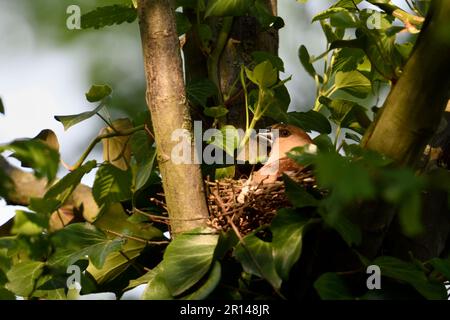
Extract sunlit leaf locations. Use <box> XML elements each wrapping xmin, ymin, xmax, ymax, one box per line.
<box><xmin>93</xmin><ymin>164</ymin><xmax>132</xmax><ymax>206</ymax></box>
<box><xmin>162</xmin><ymin>227</ymin><xmax>219</xmax><ymax>296</ymax></box>
<box><xmin>6</xmin><ymin>261</ymin><xmax>44</xmax><ymax>297</ymax></box>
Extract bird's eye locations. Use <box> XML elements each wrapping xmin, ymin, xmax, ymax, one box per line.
<box><xmin>279</xmin><ymin>129</ymin><xmax>291</xmax><ymax>137</ymax></box>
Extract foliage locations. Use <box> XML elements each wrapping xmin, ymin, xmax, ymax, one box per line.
<box><xmin>0</xmin><ymin>0</ymin><xmax>449</xmax><ymax>301</ymax></box>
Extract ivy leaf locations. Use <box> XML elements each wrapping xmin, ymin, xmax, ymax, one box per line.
<box><xmin>183</xmin><ymin>261</ymin><xmax>222</xmax><ymax>300</ymax></box>
<box><xmin>50</xmin><ymin>223</ymin><xmax>124</xmax><ymax>269</ymax></box>
<box><xmin>175</xmin><ymin>12</ymin><xmax>192</xmax><ymax>36</ymax></box>
<box><xmin>312</xmin><ymin>7</ymin><xmax>349</xmax><ymax>22</ymax></box>
<box><xmin>0</xmin><ymin>287</ymin><xmax>15</xmax><ymax>300</ymax></box>
<box><xmin>298</xmin><ymin>45</ymin><xmax>316</xmax><ymax>78</ymax></box>
<box><xmin>252</xmin><ymin>51</ymin><xmax>284</xmax><ymax>72</ymax></box>
<box><xmin>0</xmin><ymin>97</ymin><xmax>4</xmax><ymax>115</ymax></box>
<box><xmin>374</xmin><ymin>256</ymin><xmax>447</xmax><ymax>300</ymax></box>
<box><xmin>245</xmin><ymin>61</ymin><xmax>278</xmax><ymax>88</ymax></box>
<box><xmin>205</xmin><ymin>0</ymin><xmax>252</xmax><ymax>17</ymax></box>
<box><xmin>87</xmin><ymin>239</ymin><xmax>146</xmax><ymax>285</ymax></box>
<box><xmin>204</xmin><ymin>106</ymin><xmax>229</xmax><ymax>118</ymax></box>
<box><xmin>283</xmin><ymin>176</ymin><xmax>319</xmax><ymax>208</ymax></box>
<box><xmin>81</xmin><ymin>5</ymin><xmax>137</xmax><ymax>29</ymax></box>
<box><xmin>45</xmin><ymin>160</ymin><xmax>97</xmax><ymax>203</ymax></box>
<box><xmin>208</xmin><ymin>125</ymin><xmax>240</xmax><ymax>157</ymax></box>
<box><xmin>142</xmin><ymin>264</ymin><xmax>173</xmax><ymax>300</ymax></box>
<box><xmin>314</xmin><ymin>273</ymin><xmax>353</xmax><ymax>300</ymax></box>
<box><xmin>334</xmin><ymin>71</ymin><xmax>371</xmax><ymax>98</ymax></box>
<box><xmin>6</xmin><ymin>261</ymin><xmax>45</xmax><ymax>297</ymax></box>
<box><xmin>186</xmin><ymin>79</ymin><xmax>218</xmax><ymax>107</ymax></box>
<box><xmin>271</xmin><ymin>209</ymin><xmax>310</xmax><ymax>280</ymax></box>
<box><xmin>11</xmin><ymin>210</ymin><xmax>47</xmax><ymax>236</ymax></box>
<box><xmin>55</xmin><ymin>104</ymin><xmax>106</xmax><ymax>131</ymax></box>
<box><xmin>130</xmin><ymin>132</ymin><xmax>156</xmax><ymax>192</ymax></box>
<box><xmin>234</xmin><ymin>231</ymin><xmax>282</xmax><ymax>289</ymax></box>
<box><xmin>85</xmin><ymin>84</ymin><xmax>113</xmax><ymax>103</ymax></box>
<box><xmin>319</xmin><ymin>97</ymin><xmax>371</xmax><ymax>133</ymax></box>
<box><xmin>0</xmin><ymin>139</ymin><xmax>60</xmax><ymax>182</ymax></box>
<box><xmin>287</xmin><ymin>110</ymin><xmax>332</xmax><ymax>134</ymax></box>
<box><xmin>93</xmin><ymin>164</ymin><xmax>133</xmax><ymax>206</ymax></box>
<box><xmin>162</xmin><ymin>227</ymin><xmax>219</xmax><ymax>296</ymax></box>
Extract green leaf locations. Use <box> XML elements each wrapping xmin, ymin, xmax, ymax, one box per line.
<box><xmin>0</xmin><ymin>97</ymin><xmax>4</xmax><ymax>115</ymax></box>
<box><xmin>175</xmin><ymin>12</ymin><xmax>192</xmax><ymax>36</ymax></box>
<box><xmin>186</xmin><ymin>79</ymin><xmax>218</xmax><ymax>107</ymax></box>
<box><xmin>93</xmin><ymin>164</ymin><xmax>133</xmax><ymax>206</ymax></box>
<box><xmin>312</xmin><ymin>7</ymin><xmax>349</xmax><ymax>22</ymax></box>
<box><xmin>319</xmin><ymin>97</ymin><xmax>370</xmax><ymax>132</ymax></box>
<box><xmin>250</xmin><ymin>0</ymin><xmax>284</xmax><ymax>30</ymax></box>
<box><xmin>374</xmin><ymin>256</ymin><xmax>447</xmax><ymax>300</ymax></box>
<box><xmin>45</xmin><ymin>160</ymin><xmax>97</xmax><ymax>203</ymax></box>
<box><xmin>6</xmin><ymin>261</ymin><xmax>45</xmax><ymax>297</ymax></box>
<box><xmin>29</xmin><ymin>197</ymin><xmax>60</xmax><ymax>216</ymax></box>
<box><xmin>245</xmin><ymin>61</ymin><xmax>278</xmax><ymax>88</ymax></box>
<box><xmin>130</xmin><ymin>132</ymin><xmax>156</xmax><ymax>192</ymax></box>
<box><xmin>87</xmin><ymin>239</ymin><xmax>146</xmax><ymax>284</ymax></box>
<box><xmin>0</xmin><ymin>287</ymin><xmax>15</xmax><ymax>300</ymax></box>
<box><xmin>208</xmin><ymin>125</ymin><xmax>240</xmax><ymax>157</ymax></box>
<box><xmin>252</xmin><ymin>51</ymin><xmax>284</xmax><ymax>72</ymax></box>
<box><xmin>205</xmin><ymin>0</ymin><xmax>251</xmax><ymax>17</ymax></box>
<box><xmin>271</xmin><ymin>209</ymin><xmax>309</xmax><ymax>280</ymax></box>
<box><xmin>287</xmin><ymin>110</ymin><xmax>332</xmax><ymax>134</ymax></box>
<box><xmin>183</xmin><ymin>261</ymin><xmax>222</xmax><ymax>300</ymax></box>
<box><xmin>298</xmin><ymin>45</ymin><xmax>316</xmax><ymax>78</ymax></box>
<box><xmin>81</xmin><ymin>5</ymin><xmax>137</xmax><ymax>29</ymax></box>
<box><xmin>85</xmin><ymin>84</ymin><xmax>113</xmax><ymax>103</ymax></box>
<box><xmin>315</xmin><ymin>152</ymin><xmax>375</xmax><ymax>203</ymax></box>
<box><xmin>334</xmin><ymin>71</ymin><xmax>371</xmax><ymax>98</ymax></box>
<box><xmin>234</xmin><ymin>232</ymin><xmax>282</xmax><ymax>289</ymax></box>
<box><xmin>142</xmin><ymin>264</ymin><xmax>173</xmax><ymax>300</ymax></box>
<box><xmin>283</xmin><ymin>176</ymin><xmax>319</xmax><ymax>208</ymax></box>
<box><xmin>429</xmin><ymin>258</ymin><xmax>450</xmax><ymax>281</ymax></box>
<box><xmin>381</xmin><ymin>169</ymin><xmax>424</xmax><ymax>236</ymax></box>
<box><xmin>50</xmin><ymin>223</ymin><xmax>124</xmax><ymax>269</ymax></box>
<box><xmin>197</xmin><ymin>23</ymin><xmax>213</xmax><ymax>48</ymax></box>
<box><xmin>55</xmin><ymin>103</ymin><xmax>105</xmax><ymax>131</ymax></box>
<box><xmin>314</xmin><ymin>273</ymin><xmax>353</xmax><ymax>300</ymax></box>
<box><xmin>332</xmin><ymin>48</ymin><xmax>365</xmax><ymax>73</ymax></box>
<box><xmin>204</xmin><ymin>105</ymin><xmax>229</xmax><ymax>118</ymax></box>
<box><xmin>0</xmin><ymin>139</ymin><xmax>60</xmax><ymax>181</ymax></box>
<box><xmin>12</xmin><ymin>210</ymin><xmax>47</xmax><ymax>236</ymax></box>
<box><xmin>162</xmin><ymin>227</ymin><xmax>219</xmax><ymax>296</ymax></box>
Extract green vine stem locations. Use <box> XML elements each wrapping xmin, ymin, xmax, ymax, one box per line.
<box><xmin>69</xmin><ymin>125</ymin><xmax>145</xmax><ymax>171</ymax></box>
<box><xmin>207</xmin><ymin>17</ymin><xmax>234</xmax><ymax>104</ymax></box>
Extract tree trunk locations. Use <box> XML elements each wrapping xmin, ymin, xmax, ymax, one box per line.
<box><xmin>362</xmin><ymin>0</ymin><xmax>450</xmax><ymax>167</ymax></box>
<box><xmin>355</xmin><ymin>0</ymin><xmax>450</xmax><ymax>258</ymax></box>
<box><xmin>137</xmin><ymin>0</ymin><xmax>209</xmax><ymax>235</ymax></box>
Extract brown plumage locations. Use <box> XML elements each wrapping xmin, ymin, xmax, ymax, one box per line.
<box><xmin>238</xmin><ymin>124</ymin><xmax>314</xmax><ymax>203</ymax></box>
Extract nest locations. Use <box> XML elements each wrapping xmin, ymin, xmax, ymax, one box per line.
<box><xmin>206</xmin><ymin>169</ymin><xmax>317</xmax><ymax>235</ymax></box>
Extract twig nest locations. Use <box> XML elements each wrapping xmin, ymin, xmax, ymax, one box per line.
<box><xmin>206</xmin><ymin>169</ymin><xmax>316</xmax><ymax>235</ymax></box>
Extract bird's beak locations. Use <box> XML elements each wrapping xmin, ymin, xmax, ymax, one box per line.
<box><xmin>257</xmin><ymin>131</ymin><xmax>274</xmax><ymax>146</ymax></box>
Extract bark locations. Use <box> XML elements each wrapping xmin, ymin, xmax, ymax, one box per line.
<box><xmin>355</xmin><ymin>0</ymin><xmax>450</xmax><ymax>258</ymax></box>
<box><xmin>137</xmin><ymin>0</ymin><xmax>209</xmax><ymax>235</ymax></box>
<box><xmin>362</xmin><ymin>0</ymin><xmax>450</xmax><ymax>167</ymax></box>
<box><xmin>220</xmin><ymin>0</ymin><xmax>279</xmax><ymax>129</ymax></box>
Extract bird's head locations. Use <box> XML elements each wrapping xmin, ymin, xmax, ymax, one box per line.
<box><xmin>258</xmin><ymin>124</ymin><xmax>314</xmax><ymax>161</ymax></box>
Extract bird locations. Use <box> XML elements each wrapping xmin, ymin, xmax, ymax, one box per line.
<box><xmin>237</xmin><ymin>124</ymin><xmax>316</xmax><ymax>203</ymax></box>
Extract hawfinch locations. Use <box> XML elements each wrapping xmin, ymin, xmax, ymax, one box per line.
<box><xmin>237</xmin><ymin>124</ymin><xmax>315</xmax><ymax>203</ymax></box>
